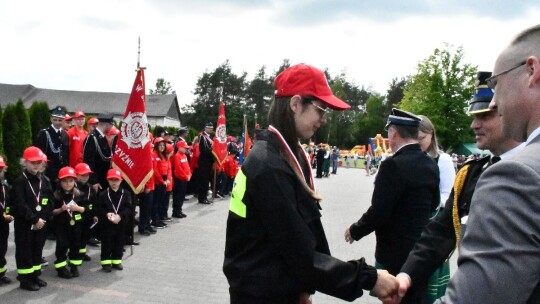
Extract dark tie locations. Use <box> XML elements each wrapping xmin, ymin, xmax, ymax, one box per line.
<box><xmin>490</xmin><ymin>156</ymin><xmax>501</xmax><ymax>165</ymax></box>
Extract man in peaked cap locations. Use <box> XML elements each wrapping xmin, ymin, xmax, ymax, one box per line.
<box><xmin>345</xmin><ymin>107</ymin><xmax>440</xmax><ymax>303</ymax></box>
<box><xmin>196</xmin><ymin>122</ymin><xmax>214</xmax><ymax>204</ymax></box>
<box><xmin>35</xmin><ymin>106</ymin><xmax>70</xmax><ymax>187</ymax></box>
<box><xmin>392</xmin><ymin>72</ymin><xmax>524</xmax><ymax>303</ymax></box>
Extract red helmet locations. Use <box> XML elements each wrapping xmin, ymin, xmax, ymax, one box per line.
<box><xmin>176</xmin><ymin>140</ymin><xmax>188</xmax><ymax>149</ymax></box>
<box><xmin>166</xmin><ymin>143</ymin><xmax>174</xmax><ymax>153</ymax></box>
<box><xmin>87</xmin><ymin>117</ymin><xmax>99</xmax><ymax>125</ymax></box>
<box><xmin>154</xmin><ymin>137</ymin><xmax>165</xmax><ymax>145</ymax></box>
<box><xmin>107</xmin><ymin>169</ymin><xmax>123</xmax><ymax>180</ymax></box>
<box><xmin>0</xmin><ymin>156</ymin><xmax>6</xmax><ymax>167</ymax></box>
<box><xmin>108</xmin><ymin>126</ymin><xmax>119</xmax><ymax>136</ymax></box>
<box><xmin>64</xmin><ymin>114</ymin><xmax>72</xmax><ymax>122</ymax></box>
<box><xmin>75</xmin><ymin>163</ymin><xmax>93</xmax><ymax>175</ymax></box>
<box><xmin>73</xmin><ymin>111</ymin><xmax>85</xmax><ymax>118</ymax></box>
<box><xmin>23</xmin><ymin>146</ymin><xmax>46</xmax><ymax>162</ymax></box>
<box><xmin>58</xmin><ymin>166</ymin><xmax>76</xmax><ymax>180</ymax></box>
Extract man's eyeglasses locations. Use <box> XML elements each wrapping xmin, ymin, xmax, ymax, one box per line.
<box><xmin>310</xmin><ymin>102</ymin><xmax>329</xmax><ymax>116</ymax></box>
<box><xmin>486</xmin><ymin>60</ymin><xmax>526</xmax><ymax>92</ymax></box>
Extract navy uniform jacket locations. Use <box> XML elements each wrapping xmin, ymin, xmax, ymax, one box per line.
<box><xmin>349</xmin><ymin>143</ymin><xmax>440</xmax><ymax>275</ymax></box>
<box><xmin>224</xmin><ymin>130</ymin><xmax>377</xmax><ymax>302</ymax></box>
<box><xmin>36</xmin><ymin>126</ymin><xmax>69</xmax><ymax>182</ymax></box>
<box><xmin>198</xmin><ymin>132</ymin><xmax>214</xmax><ymax>167</ymax></box>
<box><xmin>83</xmin><ymin>129</ymin><xmax>112</xmax><ymax>189</ymax></box>
<box><xmin>400</xmin><ymin>156</ymin><xmax>489</xmax><ymax>287</ymax></box>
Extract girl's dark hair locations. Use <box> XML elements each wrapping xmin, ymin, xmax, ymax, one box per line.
<box><xmin>154</xmin><ymin>142</ymin><xmax>168</xmax><ymax>160</ymax></box>
<box><xmin>268</xmin><ymin>96</ymin><xmax>312</xmax><ymax>150</ymax></box>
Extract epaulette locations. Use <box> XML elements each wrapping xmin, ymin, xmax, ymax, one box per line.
<box><xmin>462</xmin><ymin>155</ymin><xmax>489</xmax><ymax>166</ymax></box>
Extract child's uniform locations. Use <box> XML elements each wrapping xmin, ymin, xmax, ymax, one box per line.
<box><xmin>76</xmin><ymin>181</ymin><xmax>97</xmax><ymax>259</ymax></box>
<box><xmin>171</xmin><ymin>150</ymin><xmax>191</xmax><ymax>217</ymax></box>
<box><xmin>11</xmin><ymin>169</ymin><xmax>52</xmax><ymax>287</ymax></box>
<box><xmin>52</xmin><ymin>189</ymin><xmax>85</xmax><ymax>275</ymax></box>
<box><xmin>0</xmin><ymin>180</ymin><xmax>11</xmax><ymax>282</ymax></box>
<box><xmin>98</xmin><ymin>187</ymin><xmax>132</xmax><ymax>268</ymax></box>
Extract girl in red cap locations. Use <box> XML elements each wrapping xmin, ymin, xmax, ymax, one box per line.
<box><xmin>12</xmin><ymin>146</ymin><xmax>51</xmax><ymax>291</ymax></box>
<box><xmin>151</xmin><ymin>137</ymin><xmax>172</xmax><ymax>228</ymax></box>
<box><xmin>51</xmin><ymin>166</ymin><xmax>86</xmax><ymax>279</ymax></box>
<box><xmin>97</xmin><ymin>169</ymin><xmax>132</xmax><ymax>272</ymax></box>
<box><xmin>171</xmin><ymin>141</ymin><xmax>191</xmax><ymax>218</ymax></box>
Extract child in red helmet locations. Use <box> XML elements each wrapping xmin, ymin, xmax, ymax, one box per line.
<box><xmin>12</xmin><ymin>146</ymin><xmax>51</xmax><ymax>291</ymax></box>
<box><xmin>74</xmin><ymin>163</ymin><xmax>98</xmax><ymax>261</ymax></box>
<box><xmin>98</xmin><ymin>169</ymin><xmax>132</xmax><ymax>272</ymax></box>
<box><xmin>51</xmin><ymin>166</ymin><xmax>86</xmax><ymax>279</ymax></box>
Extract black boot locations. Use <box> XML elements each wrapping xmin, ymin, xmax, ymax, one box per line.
<box><xmin>33</xmin><ymin>276</ymin><xmax>47</xmax><ymax>287</ymax></box>
<box><xmin>57</xmin><ymin>267</ymin><xmax>73</xmax><ymax>279</ymax></box>
<box><xmin>70</xmin><ymin>265</ymin><xmax>80</xmax><ymax>278</ymax></box>
<box><xmin>20</xmin><ymin>281</ymin><xmax>40</xmax><ymax>291</ymax></box>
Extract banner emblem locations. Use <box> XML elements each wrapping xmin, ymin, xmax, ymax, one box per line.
<box><xmin>121</xmin><ymin>112</ymin><xmax>150</xmax><ymax>149</ymax></box>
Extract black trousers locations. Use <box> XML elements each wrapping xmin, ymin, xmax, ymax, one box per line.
<box><xmin>101</xmin><ymin>223</ymin><xmax>125</xmax><ymax>265</ymax></box>
<box><xmin>197</xmin><ymin>162</ymin><xmax>213</xmax><ymax>202</ymax></box>
<box><xmin>54</xmin><ymin>221</ymin><xmax>82</xmax><ymax>268</ymax></box>
<box><xmin>172</xmin><ymin>178</ymin><xmax>187</xmax><ymax>214</ymax></box>
<box><xmin>0</xmin><ymin>221</ymin><xmax>8</xmax><ymax>276</ymax></box>
<box><xmin>14</xmin><ymin>219</ymin><xmax>47</xmax><ymax>282</ymax></box>
<box><xmin>137</xmin><ymin>192</ymin><xmax>152</xmax><ymax>231</ymax></box>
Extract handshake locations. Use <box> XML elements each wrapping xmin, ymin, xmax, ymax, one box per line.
<box><xmin>373</xmin><ymin>270</ymin><xmax>411</xmax><ymax>304</ymax></box>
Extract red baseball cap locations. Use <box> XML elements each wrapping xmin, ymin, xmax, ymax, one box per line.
<box><xmin>58</xmin><ymin>166</ymin><xmax>76</xmax><ymax>180</ymax></box>
<box><xmin>23</xmin><ymin>146</ymin><xmax>46</xmax><ymax>162</ymax></box>
<box><xmin>73</xmin><ymin>111</ymin><xmax>85</xmax><ymax>118</ymax></box>
<box><xmin>108</xmin><ymin>126</ymin><xmax>119</xmax><ymax>136</ymax></box>
<box><xmin>107</xmin><ymin>169</ymin><xmax>123</xmax><ymax>180</ymax></box>
<box><xmin>64</xmin><ymin>114</ymin><xmax>72</xmax><ymax>122</ymax></box>
<box><xmin>176</xmin><ymin>140</ymin><xmax>189</xmax><ymax>149</ymax></box>
<box><xmin>274</xmin><ymin>63</ymin><xmax>350</xmax><ymax>110</ymax></box>
<box><xmin>74</xmin><ymin>163</ymin><xmax>93</xmax><ymax>175</ymax></box>
<box><xmin>87</xmin><ymin>117</ymin><xmax>99</xmax><ymax>125</ymax></box>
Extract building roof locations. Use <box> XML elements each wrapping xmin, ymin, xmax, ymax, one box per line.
<box><xmin>0</xmin><ymin>83</ymin><xmax>180</xmax><ymax>121</ymax></box>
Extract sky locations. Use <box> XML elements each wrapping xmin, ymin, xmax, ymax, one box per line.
<box><xmin>1</xmin><ymin>0</ymin><xmax>540</xmax><ymax>109</ymax></box>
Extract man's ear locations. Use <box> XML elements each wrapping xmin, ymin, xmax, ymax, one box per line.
<box><xmin>527</xmin><ymin>56</ymin><xmax>540</xmax><ymax>88</ymax></box>
<box><xmin>289</xmin><ymin>95</ymin><xmax>302</xmax><ymax>113</ymax></box>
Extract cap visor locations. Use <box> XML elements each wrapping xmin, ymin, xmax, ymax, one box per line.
<box><xmin>316</xmin><ymin>95</ymin><xmax>351</xmax><ymax>110</ymax></box>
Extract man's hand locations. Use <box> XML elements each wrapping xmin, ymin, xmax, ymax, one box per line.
<box><xmin>372</xmin><ymin>270</ymin><xmax>399</xmax><ymax>302</ymax></box>
<box><xmin>396</xmin><ymin>273</ymin><xmax>411</xmax><ymax>298</ymax></box>
<box><xmin>344</xmin><ymin>228</ymin><xmax>354</xmax><ymax>244</ymax></box>
<box><xmin>92</xmin><ymin>183</ymin><xmax>101</xmax><ymax>192</ymax></box>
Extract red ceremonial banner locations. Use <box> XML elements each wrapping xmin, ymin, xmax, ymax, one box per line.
<box><xmin>212</xmin><ymin>102</ymin><xmax>228</xmax><ymax>165</ymax></box>
<box><xmin>112</xmin><ymin>68</ymin><xmax>153</xmax><ymax>194</ymax></box>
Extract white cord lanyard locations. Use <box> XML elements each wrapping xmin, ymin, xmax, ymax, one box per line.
<box><xmin>23</xmin><ymin>172</ymin><xmax>42</xmax><ymax>206</ymax></box>
<box><xmin>268</xmin><ymin>125</ymin><xmax>315</xmax><ymax>191</ymax></box>
<box><xmin>107</xmin><ymin>188</ymin><xmax>124</xmax><ymax>214</ymax></box>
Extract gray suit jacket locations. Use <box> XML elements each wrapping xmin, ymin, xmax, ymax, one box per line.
<box><xmin>436</xmin><ymin>135</ymin><xmax>540</xmax><ymax>303</ymax></box>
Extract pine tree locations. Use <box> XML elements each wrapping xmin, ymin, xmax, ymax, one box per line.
<box><xmin>3</xmin><ymin>99</ymin><xmax>32</xmax><ymax>181</ymax></box>
<box><xmin>28</xmin><ymin>101</ymin><xmax>51</xmax><ymax>143</ymax></box>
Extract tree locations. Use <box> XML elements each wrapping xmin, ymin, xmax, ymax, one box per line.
<box><xmin>28</xmin><ymin>101</ymin><xmax>51</xmax><ymax>143</ymax></box>
<box><xmin>244</xmin><ymin>66</ymin><xmax>274</xmax><ymax>129</ymax></box>
<box><xmin>182</xmin><ymin>60</ymin><xmax>247</xmax><ymax>136</ymax></box>
<box><xmin>399</xmin><ymin>44</ymin><xmax>477</xmax><ymax>150</ymax></box>
<box><xmin>386</xmin><ymin>77</ymin><xmax>407</xmax><ymax>113</ymax></box>
<box><xmin>3</xmin><ymin>99</ymin><xmax>32</xmax><ymax>181</ymax></box>
<box><xmin>149</xmin><ymin>78</ymin><xmax>176</xmax><ymax>95</ymax></box>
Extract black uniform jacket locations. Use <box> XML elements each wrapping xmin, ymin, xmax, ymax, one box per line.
<box><xmin>76</xmin><ymin>181</ymin><xmax>98</xmax><ymax>219</ymax></box>
<box><xmin>52</xmin><ymin>190</ymin><xmax>85</xmax><ymax>226</ymax></box>
<box><xmin>224</xmin><ymin>130</ymin><xmax>377</xmax><ymax>301</ymax></box>
<box><xmin>198</xmin><ymin>132</ymin><xmax>214</xmax><ymax>166</ymax></box>
<box><xmin>400</xmin><ymin>156</ymin><xmax>490</xmax><ymax>286</ymax></box>
<box><xmin>349</xmin><ymin>143</ymin><xmax>440</xmax><ymax>275</ymax></box>
<box><xmin>83</xmin><ymin>129</ymin><xmax>112</xmax><ymax>189</ymax></box>
<box><xmin>11</xmin><ymin>170</ymin><xmax>53</xmax><ymax>225</ymax></box>
<box><xmin>36</xmin><ymin>125</ymin><xmax>69</xmax><ymax>181</ymax></box>
<box><xmin>97</xmin><ymin>187</ymin><xmax>132</xmax><ymax>228</ymax></box>
<box><xmin>0</xmin><ymin>182</ymin><xmax>10</xmax><ymax>224</ymax></box>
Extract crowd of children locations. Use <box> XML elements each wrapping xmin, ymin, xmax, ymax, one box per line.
<box><xmin>0</xmin><ymin>126</ymin><xmax>241</xmax><ymax>291</ymax></box>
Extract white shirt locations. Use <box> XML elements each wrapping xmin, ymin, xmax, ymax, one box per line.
<box><xmin>437</xmin><ymin>152</ymin><xmax>456</xmax><ymax>208</ymax></box>
<box><xmin>525</xmin><ymin>126</ymin><xmax>540</xmax><ymax>145</ymax></box>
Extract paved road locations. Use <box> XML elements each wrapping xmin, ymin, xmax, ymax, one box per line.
<box><xmin>0</xmin><ymin>167</ymin><xmax>456</xmax><ymax>303</ymax></box>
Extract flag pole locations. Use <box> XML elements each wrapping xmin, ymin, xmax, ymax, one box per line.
<box><xmin>131</xmin><ymin>36</ymin><xmax>141</xmax><ymax>256</ymax></box>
